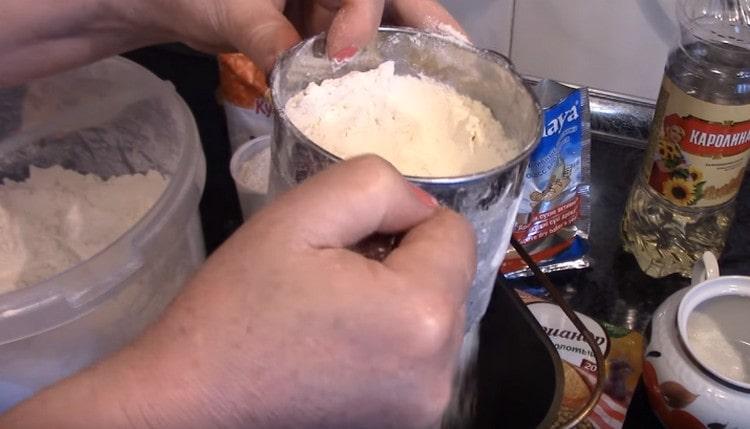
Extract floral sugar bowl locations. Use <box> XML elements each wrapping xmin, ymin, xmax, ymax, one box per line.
<box><xmin>644</xmin><ymin>252</ymin><xmax>750</xmax><ymax>429</ymax></box>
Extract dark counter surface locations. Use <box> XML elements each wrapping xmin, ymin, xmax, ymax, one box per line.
<box><xmin>124</xmin><ymin>45</ymin><xmax>750</xmax><ymax>429</ymax></box>
<box><xmin>509</xmin><ymin>87</ymin><xmax>750</xmax><ymax>428</ymax></box>
<box><xmin>509</xmin><ymin>141</ymin><xmax>750</xmax><ymax>333</ymax></box>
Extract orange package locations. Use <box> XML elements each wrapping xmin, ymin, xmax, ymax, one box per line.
<box><xmin>217</xmin><ymin>53</ymin><xmax>274</xmax><ymax>152</ymax></box>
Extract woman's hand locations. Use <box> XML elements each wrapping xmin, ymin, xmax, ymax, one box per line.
<box><xmin>1</xmin><ymin>156</ymin><xmax>476</xmax><ymax>428</ymax></box>
<box><xmin>1</xmin><ymin>0</ymin><xmax>464</xmax><ymax>86</ymax></box>
<box><xmin>131</xmin><ymin>0</ymin><xmax>465</xmax><ymax>71</ymax></box>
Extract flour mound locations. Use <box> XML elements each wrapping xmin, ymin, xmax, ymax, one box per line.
<box><xmin>285</xmin><ymin>61</ymin><xmax>513</xmax><ymax>177</ymax></box>
<box><xmin>0</xmin><ymin>166</ymin><xmax>167</xmax><ymax>293</ymax></box>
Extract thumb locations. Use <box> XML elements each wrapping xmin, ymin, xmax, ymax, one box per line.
<box><xmin>226</xmin><ymin>3</ymin><xmax>301</xmax><ymax>73</ymax></box>
<box><xmin>254</xmin><ymin>155</ymin><xmax>440</xmax><ymax>249</ymax></box>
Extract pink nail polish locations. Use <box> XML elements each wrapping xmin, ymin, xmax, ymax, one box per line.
<box><xmin>332</xmin><ymin>46</ymin><xmax>358</xmax><ymax>62</ymax></box>
<box><xmin>409</xmin><ymin>184</ymin><xmax>439</xmax><ymax>208</ymax></box>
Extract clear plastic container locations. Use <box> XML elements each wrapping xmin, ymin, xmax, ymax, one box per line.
<box><xmin>0</xmin><ymin>57</ymin><xmax>206</xmax><ymax>410</ymax></box>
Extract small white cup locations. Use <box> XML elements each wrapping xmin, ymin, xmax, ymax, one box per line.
<box><xmin>230</xmin><ymin>136</ymin><xmax>271</xmax><ymax>220</ymax></box>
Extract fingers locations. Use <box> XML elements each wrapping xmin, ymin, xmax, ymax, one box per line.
<box><xmin>322</xmin><ymin>0</ymin><xmax>385</xmax><ymax>60</ymax></box>
<box><xmin>389</xmin><ymin>0</ymin><xmax>467</xmax><ymax>38</ymax></box>
<box><xmin>286</xmin><ymin>2</ymin><xmax>337</xmax><ymax>38</ymax></box>
<box><xmin>384</xmin><ymin>208</ymin><xmax>476</xmax><ymax>306</ymax></box>
<box><xmin>255</xmin><ymin>155</ymin><xmax>439</xmax><ymax>249</ymax></box>
<box><xmin>321</xmin><ymin>0</ymin><xmax>467</xmax><ymax>61</ymax></box>
<box><xmin>225</xmin><ymin>3</ymin><xmax>301</xmax><ymax>73</ymax></box>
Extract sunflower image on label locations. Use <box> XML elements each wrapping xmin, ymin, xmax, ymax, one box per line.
<box><xmin>645</xmin><ymin>77</ymin><xmax>750</xmax><ymax>208</ymax></box>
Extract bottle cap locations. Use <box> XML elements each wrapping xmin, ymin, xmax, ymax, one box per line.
<box><xmin>678</xmin><ymin>0</ymin><xmax>750</xmax><ymax>48</ymax></box>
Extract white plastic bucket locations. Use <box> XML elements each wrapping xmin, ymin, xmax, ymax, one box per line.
<box><xmin>0</xmin><ymin>57</ymin><xmax>206</xmax><ymax>410</ymax></box>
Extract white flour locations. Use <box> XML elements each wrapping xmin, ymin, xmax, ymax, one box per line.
<box><xmin>434</xmin><ymin>23</ymin><xmax>472</xmax><ymax>45</ymax></box>
<box><xmin>285</xmin><ymin>61</ymin><xmax>513</xmax><ymax>177</ymax></box>
<box><xmin>0</xmin><ymin>166</ymin><xmax>167</xmax><ymax>293</ymax></box>
<box><xmin>687</xmin><ymin>295</ymin><xmax>750</xmax><ymax>383</ymax></box>
<box><xmin>237</xmin><ymin>145</ymin><xmax>270</xmax><ymax>194</ymax></box>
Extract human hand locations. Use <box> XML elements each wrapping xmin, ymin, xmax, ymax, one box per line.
<box><xmin>1</xmin><ymin>0</ymin><xmax>464</xmax><ymax>87</ymax></box>
<box><xmin>1</xmin><ymin>156</ymin><xmax>476</xmax><ymax>429</ymax></box>
<box><xmin>125</xmin><ymin>0</ymin><xmax>466</xmax><ymax>72</ymax></box>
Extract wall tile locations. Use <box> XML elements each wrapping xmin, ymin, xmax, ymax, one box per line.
<box><xmin>511</xmin><ymin>0</ymin><xmax>678</xmax><ymax>100</ymax></box>
<box><xmin>440</xmin><ymin>0</ymin><xmax>515</xmax><ymax>56</ymax></box>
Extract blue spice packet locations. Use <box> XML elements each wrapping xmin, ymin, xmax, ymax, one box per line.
<box><xmin>502</xmin><ymin>80</ymin><xmax>592</xmax><ymax>277</ymax></box>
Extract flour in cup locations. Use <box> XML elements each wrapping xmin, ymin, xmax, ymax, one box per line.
<box><xmin>285</xmin><ymin>61</ymin><xmax>512</xmax><ymax>177</ymax></box>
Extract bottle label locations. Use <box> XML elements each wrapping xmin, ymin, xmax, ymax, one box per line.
<box><xmin>644</xmin><ymin>77</ymin><xmax>750</xmax><ymax>208</ymax></box>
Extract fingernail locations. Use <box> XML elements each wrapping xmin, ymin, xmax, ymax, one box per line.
<box><xmin>409</xmin><ymin>184</ymin><xmax>439</xmax><ymax>208</ymax></box>
<box><xmin>332</xmin><ymin>46</ymin><xmax>358</xmax><ymax>62</ymax></box>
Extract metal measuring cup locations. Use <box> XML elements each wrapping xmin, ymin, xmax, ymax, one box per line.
<box><xmin>269</xmin><ymin>28</ymin><xmax>541</xmax><ymax>333</ymax></box>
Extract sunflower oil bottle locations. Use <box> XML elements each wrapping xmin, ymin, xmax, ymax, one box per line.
<box><xmin>621</xmin><ymin>0</ymin><xmax>750</xmax><ymax>277</ymax></box>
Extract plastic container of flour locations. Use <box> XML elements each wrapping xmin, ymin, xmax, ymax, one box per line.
<box><xmin>230</xmin><ymin>135</ymin><xmax>271</xmax><ymax>220</ymax></box>
<box><xmin>0</xmin><ymin>57</ymin><xmax>206</xmax><ymax>411</ymax></box>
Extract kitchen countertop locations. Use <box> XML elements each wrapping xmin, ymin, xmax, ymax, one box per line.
<box><xmin>508</xmin><ymin>138</ymin><xmax>750</xmax><ymax>428</ymax></box>
<box><xmin>509</xmin><ymin>141</ymin><xmax>750</xmax><ymax>334</ymax></box>
<box><xmin>123</xmin><ymin>45</ymin><xmax>750</xmax><ymax>428</ymax></box>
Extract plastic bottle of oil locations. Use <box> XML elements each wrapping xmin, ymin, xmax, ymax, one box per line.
<box><xmin>622</xmin><ymin>0</ymin><xmax>750</xmax><ymax>277</ymax></box>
